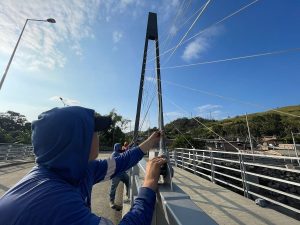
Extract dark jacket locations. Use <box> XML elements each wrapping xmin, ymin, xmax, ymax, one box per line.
<box><xmin>0</xmin><ymin>106</ymin><xmax>155</xmax><ymax>225</ymax></box>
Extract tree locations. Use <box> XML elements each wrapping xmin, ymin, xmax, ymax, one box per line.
<box><xmin>0</xmin><ymin>111</ymin><xmax>31</xmax><ymax>144</ymax></box>
<box><xmin>98</xmin><ymin>109</ymin><xmax>127</xmax><ymax>148</ymax></box>
<box><xmin>171</xmin><ymin>135</ymin><xmax>205</xmax><ymax>149</ymax></box>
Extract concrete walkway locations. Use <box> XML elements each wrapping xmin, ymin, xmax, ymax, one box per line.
<box><xmin>173</xmin><ymin>167</ymin><xmax>299</xmax><ymax>225</ymax></box>
<box><xmin>0</xmin><ymin>159</ymin><xmax>34</xmax><ymax>169</ymax></box>
<box><xmin>0</xmin><ymin>153</ymin><xmax>123</xmax><ymax>225</ymax></box>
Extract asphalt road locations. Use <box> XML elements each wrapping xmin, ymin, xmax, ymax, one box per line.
<box><xmin>0</xmin><ymin>153</ymin><xmax>123</xmax><ymax>225</ymax></box>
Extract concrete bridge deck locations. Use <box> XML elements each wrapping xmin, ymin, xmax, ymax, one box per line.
<box><xmin>173</xmin><ymin>167</ymin><xmax>299</xmax><ymax>225</ymax></box>
<box><xmin>1</xmin><ymin>155</ymin><xmax>299</xmax><ymax>225</ymax></box>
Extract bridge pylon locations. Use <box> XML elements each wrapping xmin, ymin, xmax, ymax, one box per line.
<box><xmin>133</xmin><ymin>12</ymin><xmax>173</xmax><ymax>185</ymax></box>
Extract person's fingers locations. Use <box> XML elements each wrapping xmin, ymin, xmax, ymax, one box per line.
<box><xmin>151</xmin><ymin>157</ymin><xmax>167</xmax><ymax>166</ymax></box>
<box><xmin>157</xmin><ymin>158</ymin><xmax>167</xmax><ymax>165</ymax></box>
<box><xmin>151</xmin><ymin>157</ymin><xmax>166</xmax><ymax>163</ymax></box>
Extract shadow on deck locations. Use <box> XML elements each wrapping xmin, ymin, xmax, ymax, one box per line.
<box><xmin>173</xmin><ymin>167</ymin><xmax>299</xmax><ymax>225</ymax></box>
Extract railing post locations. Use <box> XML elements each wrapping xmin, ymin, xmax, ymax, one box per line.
<box><xmin>238</xmin><ymin>152</ymin><xmax>249</xmax><ymax>198</ymax></box>
<box><xmin>192</xmin><ymin>149</ymin><xmax>196</xmax><ymax>174</ymax></box>
<box><xmin>181</xmin><ymin>149</ymin><xmax>184</xmax><ymax>169</ymax></box>
<box><xmin>130</xmin><ymin>165</ymin><xmax>140</xmax><ymax>205</ymax></box>
<box><xmin>5</xmin><ymin>145</ymin><xmax>11</xmax><ymax>161</ymax></box>
<box><xmin>174</xmin><ymin>149</ymin><xmax>177</xmax><ymax>167</ymax></box>
<box><xmin>242</xmin><ymin>155</ymin><xmax>249</xmax><ymax>199</ymax></box>
<box><xmin>22</xmin><ymin>146</ymin><xmax>26</xmax><ymax>159</ymax></box>
<box><xmin>210</xmin><ymin>150</ymin><xmax>215</xmax><ymax>183</ymax></box>
<box><xmin>4</xmin><ymin>147</ymin><xmax>8</xmax><ymax>161</ymax></box>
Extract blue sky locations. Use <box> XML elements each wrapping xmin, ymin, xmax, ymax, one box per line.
<box><xmin>0</xmin><ymin>0</ymin><xmax>299</xmax><ymax>131</ymax></box>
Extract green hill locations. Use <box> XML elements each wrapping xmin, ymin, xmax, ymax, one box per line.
<box><xmin>164</xmin><ymin>105</ymin><xmax>300</xmax><ymax>148</ymax></box>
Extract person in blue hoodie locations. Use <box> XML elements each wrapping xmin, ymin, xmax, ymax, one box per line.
<box><xmin>0</xmin><ymin>106</ymin><xmax>166</xmax><ymax>225</ymax></box>
<box><xmin>109</xmin><ymin>143</ymin><xmax>130</xmax><ymax>209</ymax></box>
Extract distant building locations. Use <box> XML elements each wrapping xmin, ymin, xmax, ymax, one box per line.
<box><xmin>278</xmin><ymin>144</ymin><xmax>294</xmax><ymax>150</ymax></box>
<box><xmin>260</xmin><ymin>136</ymin><xmax>277</xmax><ymax>150</ymax></box>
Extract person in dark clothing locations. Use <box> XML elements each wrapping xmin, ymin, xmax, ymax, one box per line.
<box><xmin>0</xmin><ymin>106</ymin><xmax>166</xmax><ymax>225</ymax></box>
<box><xmin>109</xmin><ymin>143</ymin><xmax>130</xmax><ymax>210</ymax></box>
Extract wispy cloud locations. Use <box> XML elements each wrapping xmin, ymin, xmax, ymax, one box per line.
<box><xmin>99</xmin><ymin>0</ymin><xmax>181</xmax><ymax>26</ymax></box>
<box><xmin>49</xmin><ymin>96</ymin><xmax>80</xmax><ymax>106</ymax></box>
<box><xmin>182</xmin><ymin>37</ymin><xmax>208</xmax><ymax>61</ymax></box>
<box><xmin>0</xmin><ymin>0</ymin><xmax>101</xmax><ymax>71</ymax></box>
<box><xmin>158</xmin><ymin>0</ymin><xmax>181</xmax><ymax>22</ymax></box>
<box><xmin>195</xmin><ymin>104</ymin><xmax>223</xmax><ymax>119</ymax></box>
<box><xmin>169</xmin><ymin>25</ymin><xmax>178</xmax><ymax>36</ymax></box>
<box><xmin>171</xmin><ymin>0</ymin><xmax>180</xmax><ymax>7</ymax></box>
<box><xmin>99</xmin><ymin>0</ymin><xmax>144</xmax><ymax>19</ymax></box>
<box><xmin>112</xmin><ymin>31</ymin><xmax>123</xmax><ymax>43</ymax></box>
<box><xmin>182</xmin><ymin>26</ymin><xmax>224</xmax><ymax>62</ymax></box>
<box><xmin>164</xmin><ymin>111</ymin><xmax>184</xmax><ymax>120</ymax></box>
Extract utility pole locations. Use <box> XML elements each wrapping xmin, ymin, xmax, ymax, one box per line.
<box><xmin>245</xmin><ymin>113</ymin><xmax>254</xmax><ymax>156</ymax></box>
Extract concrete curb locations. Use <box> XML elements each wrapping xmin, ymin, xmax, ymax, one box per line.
<box><xmin>0</xmin><ymin>160</ymin><xmax>35</xmax><ymax>169</ymax></box>
<box><xmin>122</xmin><ymin>185</ymin><xmax>131</xmax><ymax>217</ymax></box>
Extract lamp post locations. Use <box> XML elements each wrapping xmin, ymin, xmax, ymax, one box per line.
<box><xmin>59</xmin><ymin>97</ymin><xmax>67</xmax><ymax>107</ymax></box>
<box><xmin>0</xmin><ymin>18</ymin><xmax>56</xmax><ymax>90</ymax></box>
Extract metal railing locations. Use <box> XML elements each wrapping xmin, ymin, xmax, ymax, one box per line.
<box><xmin>170</xmin><ymin>148</ymin><xmax>300</xmax><ymax>215</ymax></box>
<box><xmin>129</xmin><ymin>158</ymin><xmax>217</xmax><ymax>225</ymax></box>
<box><xmin>0</xmin><ymin>143</ymin><xmax>34</xmax><ymax>161</ymax></box>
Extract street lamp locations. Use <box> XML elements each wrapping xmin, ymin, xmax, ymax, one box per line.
<box><xmin>0</xmin><ymin>18</ymin><xmax>56</xmax><ymax>90</ymax></box>
<box><xmin>59</xmin><ymin>97</ymin><xmax>68</xmax><ymax>107</ymax></box>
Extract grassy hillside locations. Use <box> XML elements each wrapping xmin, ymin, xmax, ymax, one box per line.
<box><xmin>164</xmin><ymin>105</ymin><xmax>300</xmax><ymax>146</ymax></box>
<box><xmin>223</xmin><ymin>105</ymin><xmax>300</xmax><ymax>123</ymax></box>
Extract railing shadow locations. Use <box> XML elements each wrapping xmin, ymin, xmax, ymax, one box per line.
<box><xmin>174</xmin><ymin>168</ymin><xmax>277</xmax><ymax>225</ymax></box>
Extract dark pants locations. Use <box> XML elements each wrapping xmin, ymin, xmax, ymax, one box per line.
<box><xmin>109</xmin><ymin>172</ymin><xmax>129</xmax><ymax>202</ymax></box>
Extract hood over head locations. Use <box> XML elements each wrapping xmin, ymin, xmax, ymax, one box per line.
<box><xmin>32</xmin><ymin>106</ymin><xmax>95</xmax><ymax>185</ymax></box>
<box><xmin>113</xmin><ymin>143</ymin><xmax>122</xmax><ymax>153</ymax></box>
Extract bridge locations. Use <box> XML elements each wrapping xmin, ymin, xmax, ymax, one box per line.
<box><xmin>1</xmin><ymin>4</ymin><xmax>300</xmax><ymax>225</ymax></box>
<box><xmin>0</xmin><ymin>144</ymin><xmax>299</xmax><ymax>224</ymax></box>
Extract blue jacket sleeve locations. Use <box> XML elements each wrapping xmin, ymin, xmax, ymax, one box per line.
<box><xmin>119</xmin><ymin>187</ymin><xmax>156</xmax><ymax>225</ymax></box>
<box><xmin>89</xmin><ymin>147</ymin><xmax>144</xmax><ymax>184</ymax></box>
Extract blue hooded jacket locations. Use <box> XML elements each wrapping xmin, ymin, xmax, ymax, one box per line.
<box><xmin>113</xmin><ymin>143</ymin><xmax>123</xmax><ymax>158</ymax></box>
<box><xmin>0</xmin><ymin>106</ymin><xmax>156</xmax><ymax>225</ymax></box>
<box><xmin>112</xmin><ymin>143</ymin><xmax>127</xmax><ymax>178</ymax></box>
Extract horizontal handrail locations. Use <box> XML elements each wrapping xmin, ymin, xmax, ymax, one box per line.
<box><xmin>175</xmin><ymin>149</ymin><xmax>300</xmax><ymax>174</ymax></box>
<box><xmin>178</xmin><ymin>160</ymin><xmax>300</xmax><ymax>214</ymax></box>
<box><xmin>178</xmin><ymin>158</ymin><xmax>300</xmax><ymax>200</ymax></box>
<box><xmin>0</xmin><ymin>144</ymin><xmax>34</xmax><ymax>161</ymax></box>
<box><xmin>175</xmin><ymin>148</ymin><xmax>300</xmax><ymax>160</ymax></box>
<box><xmin>175</xmin><ymin>156</ymin><xmax>300</xmax><ymax>186</ymax></box>
<box><xmin>171</xmin><ymin>148</ymin><xmax>300</xmax><ymax>215</ymax></box>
